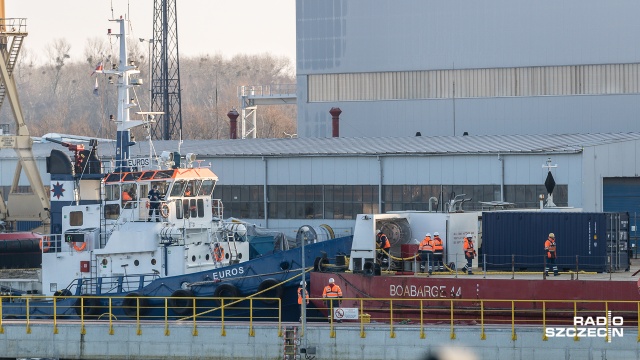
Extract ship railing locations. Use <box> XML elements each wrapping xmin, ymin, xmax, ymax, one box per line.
<box><xmin>64</xmin><ymin>273</ymin><xmax>160</xmax><ymax>296</ymax></box>
<box><xmin>2</xmin><ymin>296</ymin><xmax>638</xmax><ymax>341</ymax></box>
<box><xmin>39</xmin><ymin>233</ymin><xmax>63</xmax><ymax>253</ymax></box>
<box><xmin>0</xmin><ymin>294</ymin><xmax>283</xmax><ymax>335</ymax></box>
<box><xmin>401</xmin><ymin>252</ymin><xmax>626</xmax><ymax>277</ymax></box>
<box><xmin>313</xmin><ymin>297</ymin><xmax>638</xmax><ymax>340</ymax></box>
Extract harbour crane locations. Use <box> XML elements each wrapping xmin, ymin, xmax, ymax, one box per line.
<box><xmin>0</xmin><ymin>0</ymin><xmax>50</xmax><ymax>232</ymax></box>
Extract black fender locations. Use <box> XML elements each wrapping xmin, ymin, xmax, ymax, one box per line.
<box><xmin>214</xmin><ymin>283</ymin><xmax>240</xmax><ymax>307</ymax></box>
<box><xmin>257</xmin><ymin>279</ymin><xmax>283</xmax><ymax>305</ymax></box>
<box><xmin>168</xmin><ymin>289</ymin><xmax>194</xmax><ymax>316</ymax></box>
<box><xmin>75</xmin><ymin>297</ymin><xmax>101</xmax><ymax>316</ymax></box>
<box><xmin>122</xmin><ymin>292</ymin><xmax>150</xmax><ymax>318</ymax></box>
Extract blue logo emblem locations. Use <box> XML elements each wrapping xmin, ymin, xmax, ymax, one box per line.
<box><xmin>51</xmin><ymin>182</ymin><xmax>66</xmax><ymax>200</ymax></box>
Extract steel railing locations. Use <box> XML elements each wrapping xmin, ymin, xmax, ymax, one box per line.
<box><xmin>1</xmin><ymin>295</ymin><xmax>638</xmax><ymax>342</ymax></box>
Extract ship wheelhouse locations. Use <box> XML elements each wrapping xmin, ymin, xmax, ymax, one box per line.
<box><xmin>101</xmin><ymin>168</ymin><xmax>218</xmax><ymax>223</ymax></box>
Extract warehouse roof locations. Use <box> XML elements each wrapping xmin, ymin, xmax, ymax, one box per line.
<box><xmin>5</xmin><ymin>132</ymin><xmax>640</xmax><ymax>159</ymax></box>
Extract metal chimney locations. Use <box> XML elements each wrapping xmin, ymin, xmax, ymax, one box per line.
<box><xmin>227</xmin><ymin>109</ymin><xmax>239</xmax><ymax>139</ymax></box>
<box><xmin>329</xmin><ymin>107</ymin><xmax>342</xmax><ymax>137</ymax></box>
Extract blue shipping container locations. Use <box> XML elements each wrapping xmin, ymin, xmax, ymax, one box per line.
<box><xmin>482</xmin><ymin>212</ymin><xmax>615</xmax><ymax>273</ymax></box>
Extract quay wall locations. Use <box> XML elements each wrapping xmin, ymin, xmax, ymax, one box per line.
<box><xmin>0</xmin><ymin>322</ymin><xmax>639</xmax><ymax>360</ymax></box>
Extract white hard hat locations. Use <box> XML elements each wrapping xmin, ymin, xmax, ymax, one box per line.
<box><xmin>433</xmin><ymin>232</ymin><xmax>439</xmax><ymax>236</ymax></box>
<box><xmin>329</xmin><ymin>278</ymin><xmax>335</xmax><ymax>283</ymax></box>
<box><xmin>376</xmin><ymin>229</ymin><xmax>381</xmax><ymax>234</ymax></box>
<box><xmin>300</xmin><ymin>281</ymin><xmax>305</xmax><ymax>286</ymax></box>
<box><xmin>466</xmin><ymin>233</ymin><xmax>472</xmax><ymax>238</ymax></box>
<box><xmin>425</xmin><ymin>233</ymin><xmax>431</xmax><ymax>237</ymax></box>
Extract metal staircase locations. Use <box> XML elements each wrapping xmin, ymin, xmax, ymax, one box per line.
<box><xmin>0</xmin><ymin>18</ymin><xmax>27</xmax><ymax>112</ymax></box>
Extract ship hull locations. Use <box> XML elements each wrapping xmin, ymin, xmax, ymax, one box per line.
<box><xmin>2</xmin><ymin>236</ymin><xmax>353</xmax><ymax>322</ymax></box>
<box><xmin>310</xmin><ymin>272</ymin><xmax>640</xmax><ymax>324</ymax></box>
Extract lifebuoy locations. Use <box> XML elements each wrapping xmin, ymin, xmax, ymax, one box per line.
<box><xmin>75</xmin><ymin>297</ymin><xmax>101</xmax><ymax>316</ymax></box>
<box><xmin>257</xmin><ymin>279</ymin><xmax>283</xmax><ymax>305</ymax></box>
<box><xmin>122</xmin><ymin>293</ymin><xmax>149</xmax><ymax>318</ymax></box>
<box><xmin>160</xmin><ymin>203</ymin><xmax>170</xmax><ymax>218</ymax></box>
<box><xmin>39</xmin><ymin>236</ymin><xmax>51</xmax><ymax>253</ymax></box>
<box><xmin>73</xmin><ymin>242</ymin><xmax>87</xmax><ymax>252</ymax></box>
<box><xmin>213</xmin><ymin>283</ymin><xmax>240</xmax><ymax>307</ymax></box>
<box><xmin>168</xmin><ymin>289</ymin><xmax>194</xmax><ymax>316</ymax></box>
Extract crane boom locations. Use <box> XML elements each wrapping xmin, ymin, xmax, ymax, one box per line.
<box><xmin>0</xmin><ymin>12</ymin><xmax>50</xmax><ymax>231</ymax></box>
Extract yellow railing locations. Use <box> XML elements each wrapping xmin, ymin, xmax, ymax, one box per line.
<box><xmin>316</xmin><ymin>298</ymin><xmax>640</xmax><ymax>341</ymax></box>
<box><xmin>0</xmin><ymin>295</ymin><xmax>282</xmax><ymax>337</ymax></box>
<box><xmin>1</xmin><ymin>296</ymin><xmax>638</xmax><ymax>342</ymax></box>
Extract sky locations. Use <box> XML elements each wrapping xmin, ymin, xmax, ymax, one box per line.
<box><xmin>6</xmin><ymin>0</ymin><xmax>296</xmax><ymax>64</ymax></box>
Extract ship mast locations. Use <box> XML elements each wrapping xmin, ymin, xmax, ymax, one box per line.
<box><xmin>104</xmin><ymin>16</ymin><xmax>145</xmax><ymax>172</ymax></box>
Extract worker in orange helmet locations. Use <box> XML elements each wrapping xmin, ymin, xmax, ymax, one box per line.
<box><xmin>298</xmin><ymin>280</ymin><xmax>309</xmax><ymax>323</ymax></box>
<box><xmin>432</xmin><ymin>232</ymin><xmax>444</xmax><ymax>271</ymax></box>
<box><xmin>322</xmin><ymin>277</ymin><xmax>343</xmax><ymax>322</ymax></box>
<box><xmin>545</xmin><ymin>233</ymin><xmax>558</xmax><ymax>276</ymax></box>
<box><xmin>419</xmin><ymin>233</ymin><xmax>434</xmax><ymax>274</ymax></box>
<box><xmin>462</xmin><ymin>234</ymin><xmax>477</xmax><ymax>275</ymax></box>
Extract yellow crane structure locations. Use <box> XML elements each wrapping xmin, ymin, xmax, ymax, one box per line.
<box><xmin>0</xmin><ymin>0</ymin><xmax>50</xmax><ymax>232</ymax></box>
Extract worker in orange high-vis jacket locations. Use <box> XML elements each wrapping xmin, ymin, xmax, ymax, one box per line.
<box><xmin>376</xmin><ymin>229</ymin><xmax>391</xmax><ymax>265</ymax></box>
<box><xmin>545</xmin><ymin>233</ymin><xmax>558</xmax><ymax>276</ymax></box>
<box><xmin>419</xmin><ymin>233</ymin><xmax>434</xmax><ymax>274</ymax></box>
<box><xmin>298</xmin><ymin>281</ymin><xmax>309</xmax><ymax>305</ymax></box>
<box><xmin>298</xmin><ymin>281</ymin><xmax>309</xmax><ymax>322</ymax></box>
<box><xmin>463</xmin><ymin>234</ymin><xmax>476</xmax><ymax>275</ymax></box>
<box><xmin>322</xmin><ymin>277</ymin><xmax>343</xmax><ymax>322</ymax></box>
<box><xmin>432</xmin><ymin>232</ymin><xmax>444</xmax><ymax>271</ymax></box>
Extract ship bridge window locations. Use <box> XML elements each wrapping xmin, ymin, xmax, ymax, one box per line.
<box><xmin>174</xmin><ymin>199</ymin><xmax>183</xmax><ymax>219</ymax></box>
<box><xmin>199</xmin><ymin>179</ymin><xmax>215</xmax><ymax>196</ymax></box>
<box><xmin>170</xmin><ymin>180</ymin><xmax>186</xmax><ymax>197</ymax></box>
<box><xmin>105</xmin><ymin>184</ymin><xmax>120</xmax><ymax>201</ymax></box>
<box><xmin>104</xmin><ymin>173</ymin><xmax>126</xmax><ymax>183</ymax></box>
<box><xmin>187</xmin><ymin>180</ymin><xmax>202</xmax><ymax>196</ymax></box>
<box><xmin>140</xmin><ymin>171</ymin><xmax>156</xmax><ymax>180</ymax></box>
<box><xmin>152</xmin><ymin>170</ymin><xmax>174</xmax><ymax>179</ymax></box>
<box><xmin>69</xmin><ymin>211</ymin><xmax>83</xmax><ymax>226</ymax></box>
<box><xmin>122</xmin><ymin>172</ymin><xmax>142</xmax><ymax>182</ymax></box>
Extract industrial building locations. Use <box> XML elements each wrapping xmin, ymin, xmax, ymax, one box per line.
<box><xmin>1</xmin><ymin>1</ymin><xmax>640</xmax><ymax>237</ymax></box>
<box><xmin>295</xmin><ymin>0</ymin><xmax>640</xmax><ymax>138</ymax></box>
<box><xmin>3</xmin><ymin>132</ymin><xmax>638</xmax><ymax>238</ymax></box>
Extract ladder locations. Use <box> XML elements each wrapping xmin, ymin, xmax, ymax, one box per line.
<box><xmin>282</xmin><ymin>326</ymin><xmax>299</xmax><ymax>360</ymax></box>
<box><xmin>0</xmin><ymin>19</ymin><xmax>27</xmax><ymax>112</ymax></box>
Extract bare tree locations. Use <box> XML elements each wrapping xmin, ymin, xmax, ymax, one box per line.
<box><xmin>44</xmin><ymin>38</ymin><xmax>71</xmax><ymax>95</ymax></box>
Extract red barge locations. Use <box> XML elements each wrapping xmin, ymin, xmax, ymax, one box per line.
<box><xmin>310</xmin><ymin>211</ymin><xmax>640</xmax><ymax>327</ymax></box>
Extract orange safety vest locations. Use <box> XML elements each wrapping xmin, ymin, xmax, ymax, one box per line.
<box><xmin>545</xmin><ymin>239</ymin><xmax>557</xmax><ymax>259</ymax></box>
<box><xmin>419</xmin><ymin>236</ymin><xmax>433</xmax><ymax>252</ymax></box>
<box><xmin>298</xmin><ymin>286</ymin><xmax>309</xmax><ymax>304</ymax></box>
<box><xmin>376</xmin><ymin>233</ymin><xmax>390</xmax><ymax>250</ymax></box>
<box><xmin>214</xmin><ymin>246</ymin><xmax>224</xmax><ymax>262</ymax></box>
<box><xmin>122</xmin><ymin>191</ymin><xmax>132</xmax><ymax>201</ymax></box>
<box><xmin>322</xmin><ymin>284</ymin><xmax>343</xmax><ymax>298</ymax></box>
<box><xmin>463</xmin><ymin>238</ymin><xmax>476</xmax><ymax>257</ymax></box>
<box><xmin>433</xmin><ymin>236</ymin><xmax>444</xmax><ymax>252</ymax></box>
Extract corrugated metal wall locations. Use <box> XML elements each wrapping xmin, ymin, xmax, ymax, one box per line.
<box><xmin>308</xmin><ymin>64</ymin><xmax>640</xmax><ymax>102</ymax></box>
<box><xmin>296</xmin><ymin>0</ymin><xmax>640</xmax><ymax>138</ymax></box>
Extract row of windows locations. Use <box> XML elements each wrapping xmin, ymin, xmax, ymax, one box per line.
<box><xmin>308</xmin><ymin>63</ymin><xmax>640</xmax><ymax>102</ymax></box>
<box><xmin>214</xmin><ymin>185</ymin><xmax>568</xmax><ymax>220</ymax></box>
